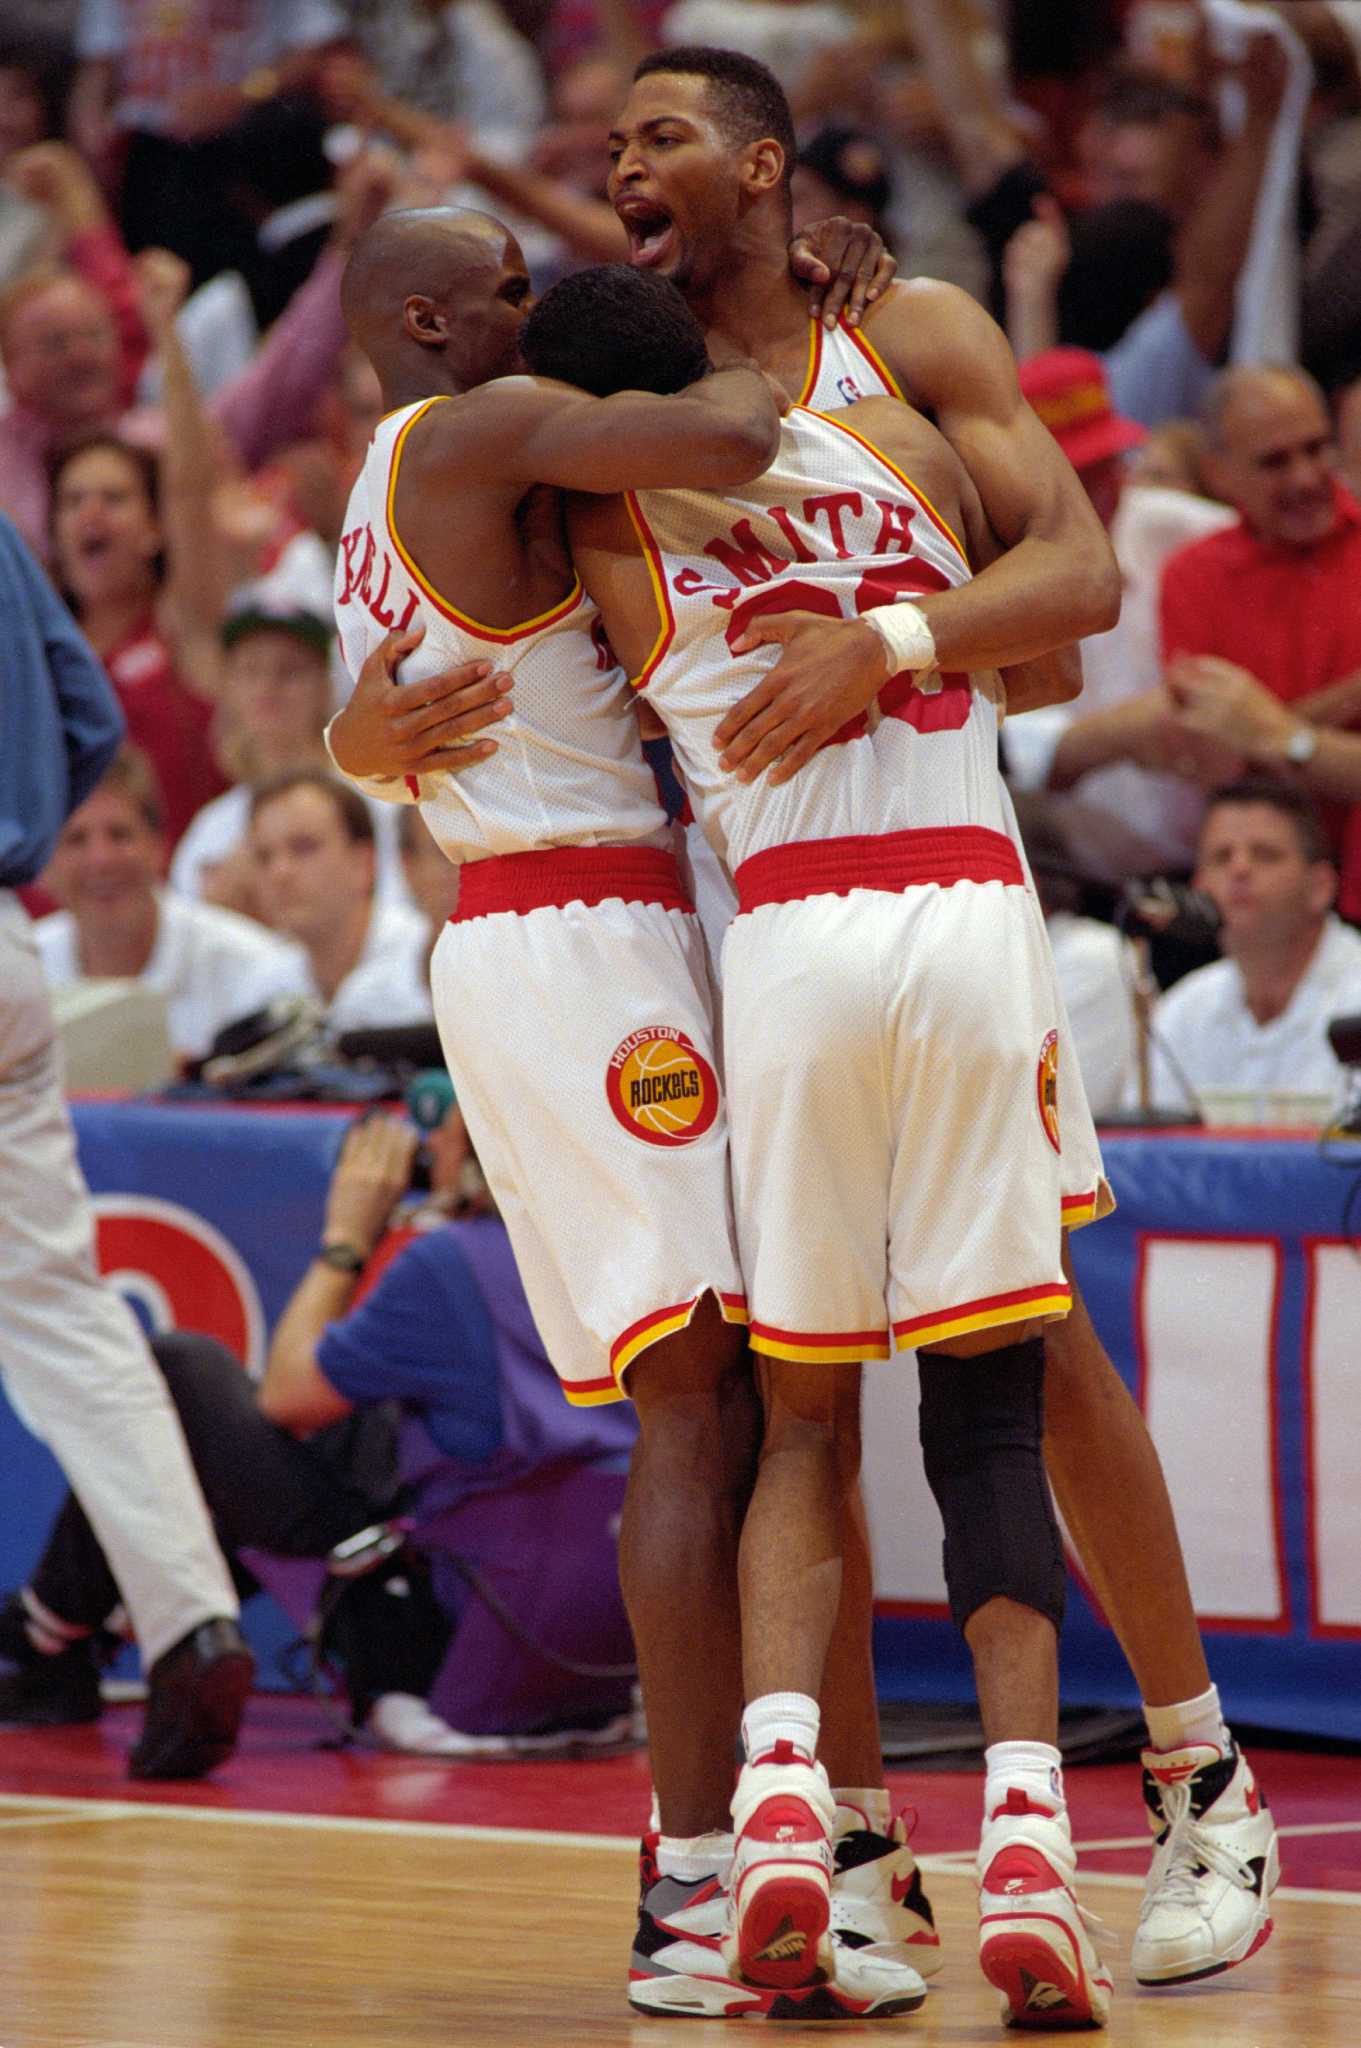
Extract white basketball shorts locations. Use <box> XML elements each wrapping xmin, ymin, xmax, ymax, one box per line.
<box><xmin>721</xmin><ymin>827</ymin><xmax>1112</xmax><ymax>1364</ymax></box>
<box><xmin>429</xmin><ymin>844</ymin><xmax>745</xmax><ymax>1404</ymax></box>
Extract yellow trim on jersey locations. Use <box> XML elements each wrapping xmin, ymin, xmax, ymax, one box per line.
<box><xmin>750</xmin><ymin>1332</ymin><xmax>892</xmax><ymax>1364</ymax></box>
<box><xmin>892</xmin><ymin>1288</ymin><xmax>1072</xmax><ymax>1353</ymax></box>
<box><xmin>807</xmin><ymin>407</ymin><xmax>970</xmax><ymax>570</ymax></box>
<box><xmin>563</xmin><ymin>1381</ymin><xmax>630</xmax><ymax>1408</ymax></box>
<box><xmin>846</xmin><ymin>319</ymin><xmax>905</xmax><ymax>401</ymax></box>
<box><xmin>612</xmin><ymin>1304</ymin><xmax>697</xmax><ymax>1379</ymax></box>
<box><xmin>797</xmin><ymin>318</ymin><xmax>824</xmax><ymax>405</ymax></box>
<box><xmin>622</xmin><ymin>492</ymin><xmax>676</xmax><ymax>688</ymax></box>
<box><xmin>385</xmin><ymin>397</ymin><xmax>584</xmax><ymax>643</ymax></box>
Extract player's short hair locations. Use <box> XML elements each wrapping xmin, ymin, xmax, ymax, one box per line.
<box><xmin>521</xmin><ymin>264</ymin><xmax>711</xmax><ymax>397</ymax></box>
<box><xmin>1202</xmin><ymin>777</ymin><xmax>1332</xmax><ymax>866</ymax></box>
<box><xmin>634</xmin><ymin>45</ymin><xmax>797</xmax><ymax>188</ymax></box>
<box><xmin>92</xmin><ymin>744</ymin><xmax>164</xmax><ymax>834</ymax></box>
<box><xmin>249</xmin><ymin>766</ymin><xmax>375</xmax><ymax>845</ymax></box>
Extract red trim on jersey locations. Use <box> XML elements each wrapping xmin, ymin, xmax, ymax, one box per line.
<box><xmin>623</xmin><ymin>492</ymin><xmax>677</xmax><ymax>687</ymax></box>
<box><xmin>805</xmin><ymin>408</ymin><xmax>969</xmax><ymax>568</ymax></box>
<box><xmin>386</xmin><ymin>399</ymin><xmax>584</xmax><ymax>643</ymax></box>
<box><xmin>797</xmin><ymin>318</ymin><xmax>825</xmax><ymax>405</ymax></box>
<box><xmin>450</xmin><ymin>843</ymin><xmax>692</xmax><ymax>920</ymax></box>
<box><xmin>892</xmin><ymin>1279</ymin><xmax>1071</xmax><ymax>1342</ymax></box>
<box><xmin>733</xmin><ymin>827</ymin><xmax>1024</xmax><ymax>912</ymax></box>
<box><xmin>843</xmin><ymin>318</ymin><xmax>905</xmax><ymax>401</ymax></box>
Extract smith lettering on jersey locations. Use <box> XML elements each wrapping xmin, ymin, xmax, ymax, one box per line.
<box><xmin>624</xmin><ymin>404</ymin><xmax>1010</xmax><ymax>877</ymax></box>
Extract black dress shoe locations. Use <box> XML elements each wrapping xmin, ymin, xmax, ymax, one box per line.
<box><xmin>129</xmin><ymin>1618</ymin><xmax>254</xmax><ymax>1780</ymax></box>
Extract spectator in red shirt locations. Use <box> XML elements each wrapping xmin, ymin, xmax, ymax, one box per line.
<box><xmin>1160</xmin><ymin>365</ymin><xmax>1361</xmax><ymax>915</ymax></box>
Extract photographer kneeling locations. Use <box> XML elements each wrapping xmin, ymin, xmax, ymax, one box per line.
<box><xmin>0</xmin><ymin>1108</ymin><xmax>638</xmax><ymax>1756</ymax></box>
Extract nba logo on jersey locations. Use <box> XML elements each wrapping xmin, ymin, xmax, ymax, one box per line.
<box><xmin>835</xmin><ymin>374</ymin><xmax>864</xmax><ymax>404</ymax></box>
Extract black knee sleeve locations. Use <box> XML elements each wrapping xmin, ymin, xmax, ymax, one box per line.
<box><xmin>917</xmin><ymin>1336</ymin><xmax>1066</xmax><ymax>1637</ymax></box>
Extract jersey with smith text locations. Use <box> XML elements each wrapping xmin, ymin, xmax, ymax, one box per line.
<box><xmin>626</xmin><ymin>404</ymin><xmax>1006</xmax><ymax>875</ymax></box>
<box><xmin>334</xmin><ymin>398</ymin><xmax>668</xmax><ymax>863</ymax></box>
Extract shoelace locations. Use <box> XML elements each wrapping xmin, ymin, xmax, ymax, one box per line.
<box><xmin>1150</xmin><ymin>1778</ymin><xmax>1258</xmax><ymax>1912</ymax></box>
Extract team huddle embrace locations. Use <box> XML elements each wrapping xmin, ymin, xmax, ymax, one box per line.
<box><xmin>329</xmin><ymin>43</ymin><xmax>1279</xmax><ymax>2031</ymax></box>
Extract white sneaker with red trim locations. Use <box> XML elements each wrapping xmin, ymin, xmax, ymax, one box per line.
<box><xmin>726</xmin><ymin>1744</ymin><xmax>837</xmax><ymax>1991</ymax></box>
<box><xmin>628</xmin><ymin>1834</ymin><xmax>928</xmax><ymax>2019</ymax></box>
<box><xmin>1133</xmin><ymin>1742</ymin><xmax>1279</xmax><ymax>1985</ymax></box>
<box><xmin>977</xmin><ymin>1787</ymin><xmax>1112</xmax><ymax>2030</ymax></box>
<box><xmin>831</xmin><ymin>1804</ymin><xmax>943</xmax><ymax>1978</ymax></box>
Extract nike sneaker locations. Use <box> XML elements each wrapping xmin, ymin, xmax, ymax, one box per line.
<box><xmin>1133</xmin><ymin>1741</ymin><xmax>1279</xmax><ymax>1985</ymax></box>
<box><xmin>977</xmin><ymin>1786</ymin><xmax>1112</xmax><ymax>2029</ymax></box>
<box><xmin>832</xmin><ymin>1801</ymin><xmax>943</xmax><ymax>1978</ymax></box>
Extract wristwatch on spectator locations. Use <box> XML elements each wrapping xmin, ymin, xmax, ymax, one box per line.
<box><xmin>316</xmin><ymin>1240</ymin><xmax>367</xmax><ymax>1274</ymax></box>
<box><xmin>1283</xmin><ymin>722</ymin><xmax>1319</xmax><ymax>767</ymax></box>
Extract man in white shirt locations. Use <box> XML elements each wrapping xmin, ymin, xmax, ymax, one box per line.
<box><xmin>1148</xmin><ymin>779</ymin><xmax>1361</xmax><ymax>1114</ymax></box>
<box><xmin>37</xmin><ymin>747</ymin><xmax>312</xmax><ymax>1067</ymax></box>
<box><xmin>1002</xmin><ymin>349</ymin><xmax>1239</xmax><ymax>879</ymax></box>
<box><xmin>247</xmin><ymin>766</ymin><xmax>430</xmax><ymax>1031</ymax></box>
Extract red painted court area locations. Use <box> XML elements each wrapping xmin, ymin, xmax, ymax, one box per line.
<box><xmin>0</xmin><ymin>1694</ymin><xmax>1356</xmax><ymax>1894</ymax></box>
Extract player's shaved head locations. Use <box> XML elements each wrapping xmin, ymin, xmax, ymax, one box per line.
<box><xmin>342</xmin><ymin>208</ymin><xmax>503</xmax><ymax>347</ymax></box>
<box><xmin>340</xmin><ymin>207</ymin><xmax>530</xmax><ymax>401</ymax></box>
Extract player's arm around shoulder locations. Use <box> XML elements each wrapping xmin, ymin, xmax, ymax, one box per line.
<box><xmin>431</xmin><ymin>370</ymin><xmax>781</xmax><ymax>497</ymax></box>
<box><xmin>858</xmin><ymin>280</ymin><xmax>1121</xmax><ymax>646</ymax></box>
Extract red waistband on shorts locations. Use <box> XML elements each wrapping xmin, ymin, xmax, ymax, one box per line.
<box><xmin>451</xmin><ymin>843</ymin><xmax>693</xmax><ymax>921</ymax></box>
<box><xmin>733</xmin><ymin>827</ymin><xmax>1024</xmax><ymax>913</ymax></box>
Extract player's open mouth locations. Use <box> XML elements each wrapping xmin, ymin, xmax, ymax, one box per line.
<box><xmin>620</xmin><ymin>202</ymin><xmax>677</xmax><ymax>269</ymax></box>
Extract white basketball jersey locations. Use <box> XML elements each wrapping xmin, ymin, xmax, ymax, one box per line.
<box><xmin>797</xmin><ymin>313</ymin><xmax>902</xmax><ymax>410</ymax></box>
<box><xmin>626</xmin><ymin>405</ymin><xmax>1008</xmax><ymax>873</ymax></box>
<box><xmin>334</xmin><ymin>398</ymin><xmax>668</xmax><ymax>863</ymax></box>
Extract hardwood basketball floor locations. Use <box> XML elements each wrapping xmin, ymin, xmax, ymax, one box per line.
<box><xmin>0</xmin><ymin>1795</ymin><xmax>1355</xmax><ymax>2047</ymax></box>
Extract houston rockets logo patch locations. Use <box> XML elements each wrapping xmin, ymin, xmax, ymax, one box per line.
<box><xmin>1037</xmin><ymin>1029</ymin><xmax>1061</xmax><ymax>1154</ymax></box>
<box><xmin>606</xmin><ymin>1026</ymin><xmax>719</xmax><ymax>1147</ymax></box>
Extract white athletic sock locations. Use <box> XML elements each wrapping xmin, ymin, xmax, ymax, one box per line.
<box><xmin>741</xmin><ymin>1691</ymin><xmax>820</xmax><ymax>1765</ymax></box>
<box><xmin>984</xmin><ymin>1740</ymin><xmax>1066</xmax><ymax>1820</ymax></box>
<box><xmin>833</xmin><ymin>1786</ymin><xmax>892</xmax><ymax>1835</ymax></box>
<box><xmin>1143</xmin><ymin>1683</ymin><xmax>1229</xmax><ymax>1755</ymax></box>
<box><xmin>656</xmin><ymin>1830</ymin><xmax>734</xmax><ymax>1883</ymax></box>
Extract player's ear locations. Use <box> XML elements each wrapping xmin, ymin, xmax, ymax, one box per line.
<box><xmin>403</xmin><ymin>292</ymin><xmax>448</xmax><ymax>347</ymax></box>
<box><xmin>742</xmin><ymin>137</ymin><xmax>786</xmax><ymax>201</ymax></box>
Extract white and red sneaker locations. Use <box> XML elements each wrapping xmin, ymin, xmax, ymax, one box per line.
<box><xmin>978</xmin><ymin>1787</ymin><xmax>1112</xmax><ymax>2030</ymax></box>
<box><xmin>726</xmin><ymin>1743</ymin><xmax>837</xmax><ymax>1991</ymax></box>
<box><xmin>628</xmin><ymin>1833</ymin><xmax>928</xmax><ymax>2020</ymax></box>
<box><xmin>1133</xmin><ymin>1742</ymin><xmax>1279</xmax><ymax>1985</ymax></box>
<box><xmin>831</xmin><ymin>1803</ymin><xmax>943</xmax><ymax>1979</ymax></box>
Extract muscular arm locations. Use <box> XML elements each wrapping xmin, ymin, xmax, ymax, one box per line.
<box><xmin>415</xmin><ymin>368</ymin><xmax>781</xmax><ymax>498</ymax></box>
<box><xmin>871</xmin><ymin>281</ymin><xmax>1121</xmax><ymax>665</ymax></box>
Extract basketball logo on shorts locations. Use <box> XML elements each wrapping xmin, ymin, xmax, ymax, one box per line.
<box><xmin>606</xmin><ymin>1026</ymin><xmax>719</xmax><ymax>1147</ymax></box>
<box><xmin>1037</xmin><ymin>1029</ymin><xmax>1061</xmax><ymax>1154</ymax></box>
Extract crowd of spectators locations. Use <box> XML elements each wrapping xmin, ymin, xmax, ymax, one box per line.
<box><xmin>6</xmin><ymin>0</ymin><xmax>1361</xmax><ymax>1748</ymax></box>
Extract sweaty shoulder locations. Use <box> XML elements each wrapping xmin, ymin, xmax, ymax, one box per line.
<box><xmin>822</xmin><ymin>396</ymin><xmax>987</xmax><ymax>564</ymax></box>
<box><xmin>857</xmin><ymin>278</ymin><xmax>1017</xmax><ymax>411</ymax></box>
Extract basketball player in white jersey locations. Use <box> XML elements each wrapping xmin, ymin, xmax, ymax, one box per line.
<box><xmin>596</xmin><ymin>44</ymin><xmax>1281</xmax><ymax>2014</ymax></box>
<box><xmin>521</xmin><ymin>259</ymin><xmax>1118</xmax><ymax>2025</ymax></box>
<box><xmin>330</xmin><ymin>205</ymin><xmax>936</xmax><ymax>2024</ymax></box>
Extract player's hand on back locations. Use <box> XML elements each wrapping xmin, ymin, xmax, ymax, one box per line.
<box><xmin>329</xmin><ymin>625</ymin><xmax>514</xmax><ymax>783</ymax></box>
<box><xmin>717</xmin><ymin>612</ymin><xmax>889</xmax><ymax>785</ymax></box>
<box><xmin>788</xmin><ymin>216</ymin><xmax>896</xmax><ymax>331</ymax></box>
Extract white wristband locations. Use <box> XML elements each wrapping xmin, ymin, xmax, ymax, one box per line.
<box><xmin>863</xmin><ymin>600</ymin><xmax>937</xmax><ymax>678</ymax></box>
